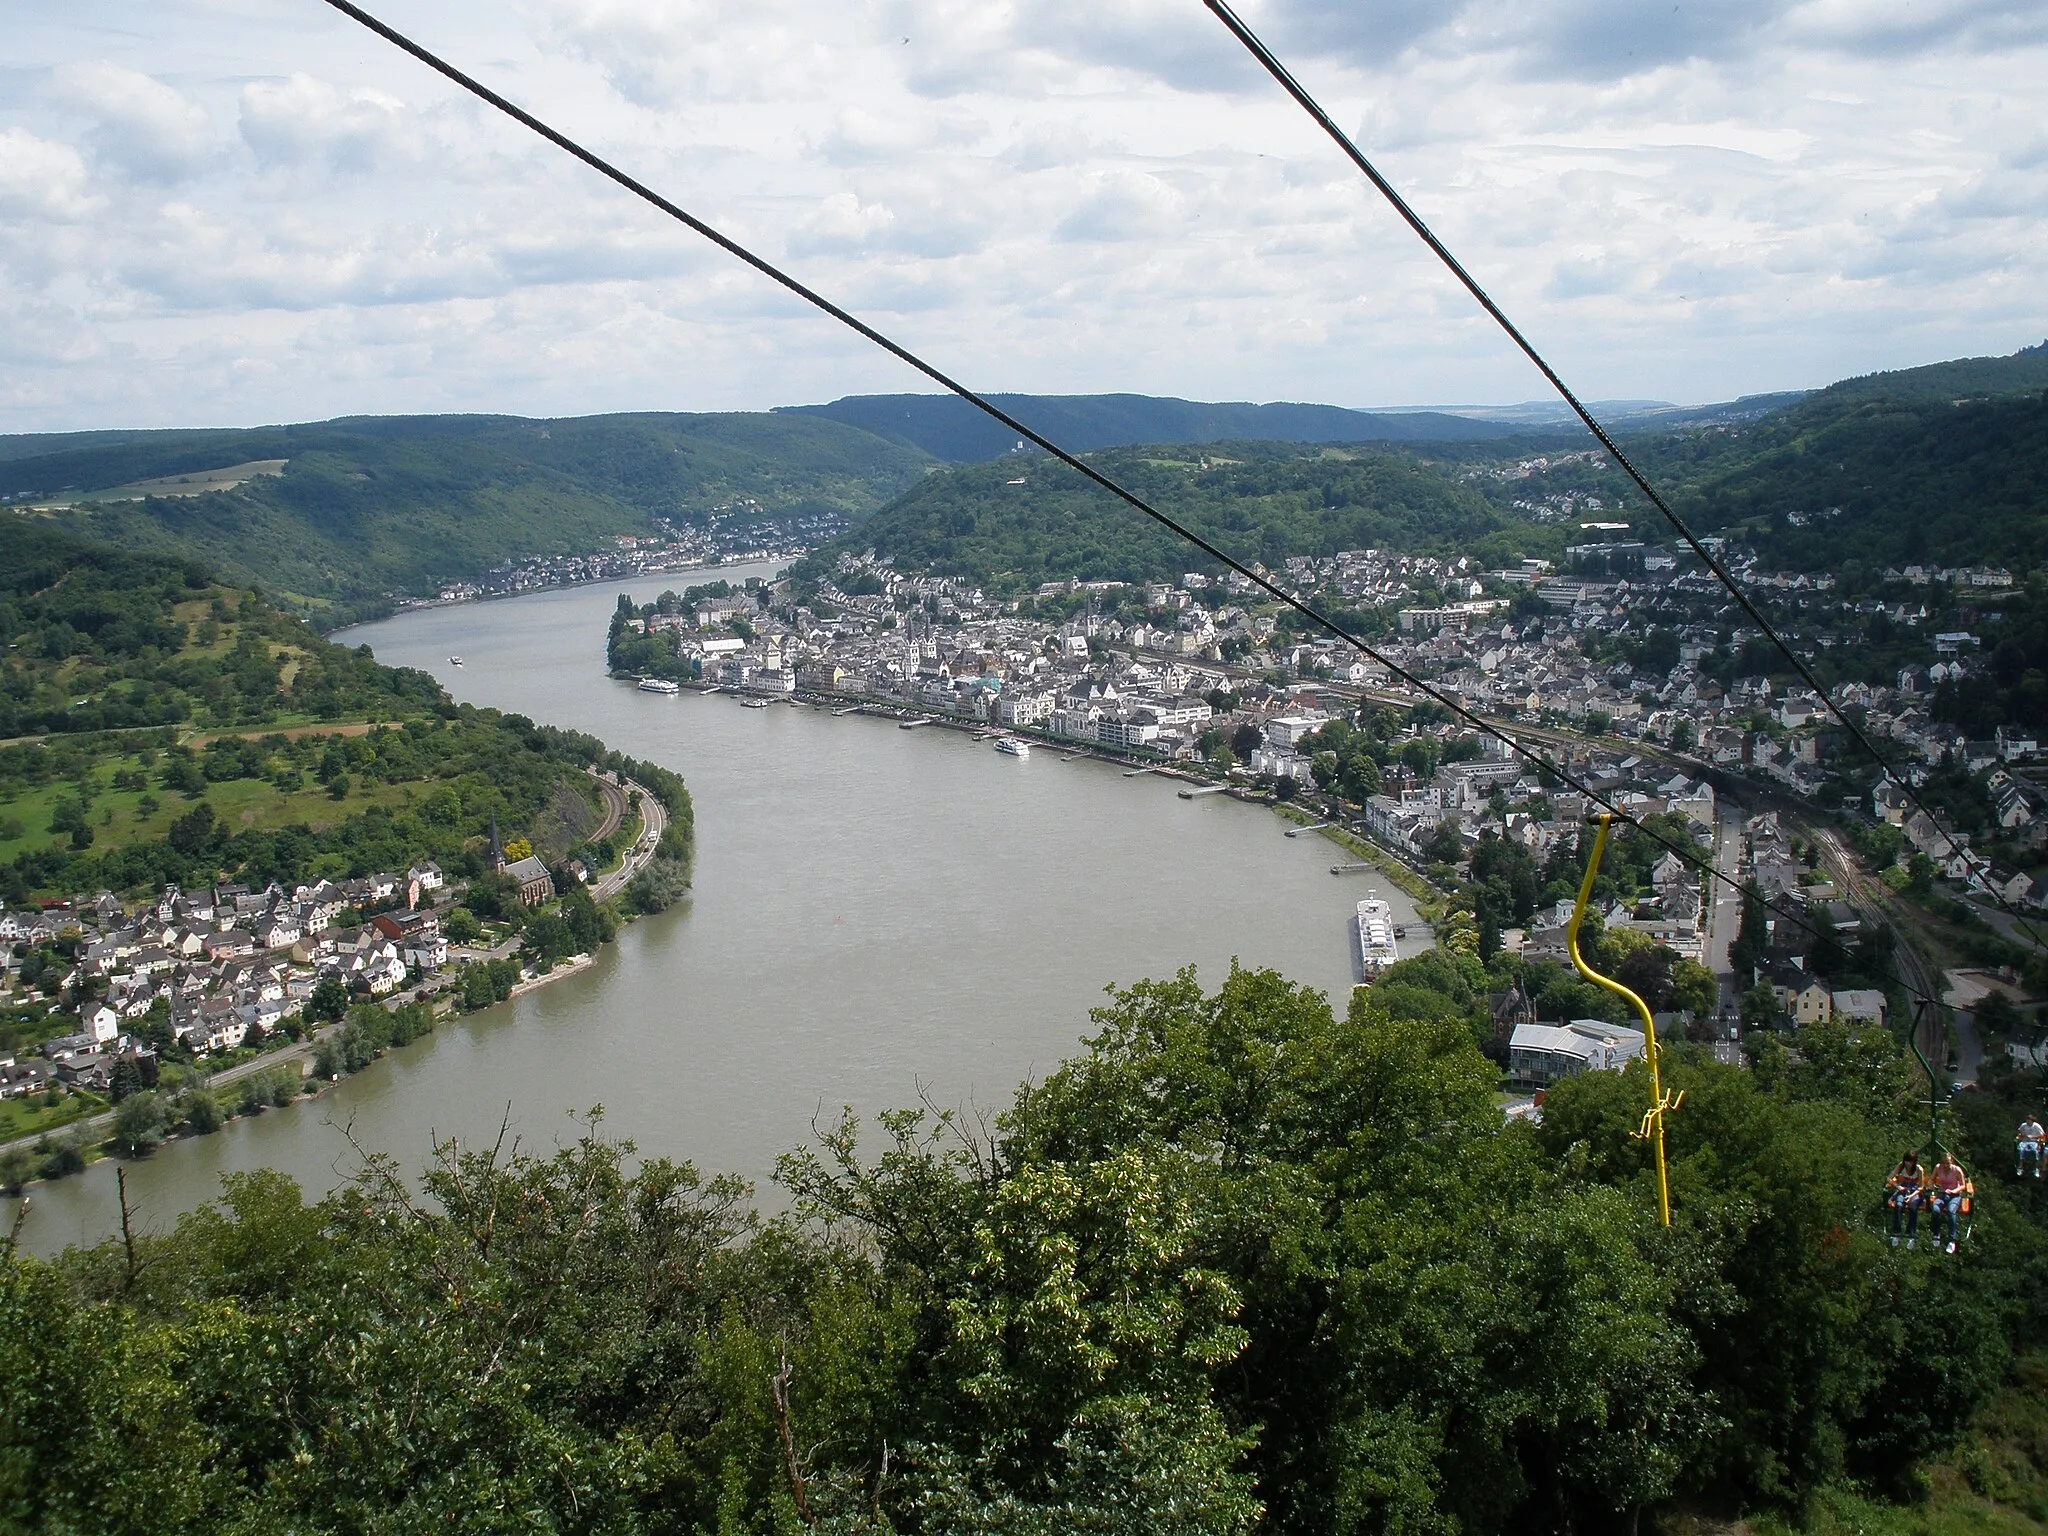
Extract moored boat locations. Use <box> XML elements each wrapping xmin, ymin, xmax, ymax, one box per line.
<box><xmin>1354</xmin><ymin>893</ymin><xmax>1401</xmax><ymax>981</ymax></box>
<box><xmin>994</xmin><ymin>736</ymin><xmax>1030</xmax><ymax>758</ymax></box>
<box><xmin>637</xmin><ymin>677</ymin><xmax>681</xmax><ymax>695</ymax></box>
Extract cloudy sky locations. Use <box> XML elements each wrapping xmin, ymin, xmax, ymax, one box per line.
<box><xmin>5</xmin><ymin>0</ymin><xmax>2045</xmax><ymax>432</ymax></box>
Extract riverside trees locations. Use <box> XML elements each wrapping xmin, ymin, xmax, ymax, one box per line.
<box><xmin>2</xmin><ymin>965</ymin><xmax>2042</xmax><ymax>1534</ymax></box>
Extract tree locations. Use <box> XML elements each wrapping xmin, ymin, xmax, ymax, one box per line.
<box><xmin>111</xmin><ymin>1090</ymin><xmax>173</xmax><ymax>1157</ymax></box>
<box><xmin>166</xmin><ymin>802</ymin><xmax>218</xmax><ymax>858</ymax></box>
<box><xmin>1741</xmin><ymin>982</ymin><xmax>1786</xmax><ymax>1032</ymax></box>
<box><xmin>304</xmin><ymin>976</ymin><xmax>349</xmax><ymax>1024</ymax></box>
<box><xmin>0</xmin><ymin>1145</ymin><xmax>34</xmax><ymax>1194</ymax></box>
<box><xmin>180</xmin><ymin>1088</ymin><xmax>222</xmax><ymax>1135</ymax></box>
<box><xmin>1670</xmin><ymin>957</ymin><xmax>1717</xmax><ymax>1018</ymax></box>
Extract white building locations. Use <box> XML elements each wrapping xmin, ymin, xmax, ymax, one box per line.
<box><xmin>1508</xmin><ymin>1019</ymin><xmax>1647</xmax><ymax>1085</ymax></box>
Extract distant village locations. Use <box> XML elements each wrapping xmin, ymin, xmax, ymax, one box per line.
<box><xmin>617</xmin><ymin>540</ymin><xmax>2042</xmax><ymax>908</ymax></box>
<box><xmin>408</xmin><ymin>510</ymin><xmax>843</xmax><ymax>609</ymax></box>
<box><xmin>0</xmin><ymin>866</ymin><xmax>455</xmax><ymax>1103</ymax></box>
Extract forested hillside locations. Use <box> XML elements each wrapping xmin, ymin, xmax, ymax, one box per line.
<box><xmin>4</xmin><ymin>965</ymin><xmax>2044</xmax><ymax>1534</ymax></box>
<box><xmin>802</xmin><ymin>442</ymin><xmax>1534</xmax><ymax>590</ymax></box>
<box><xmin>0</xmin><ymin>413</ymin><xmax>931</xmax><ymax>623</ymax></box>
<box><xmin>0</xmin><ymin>525</ymin><xmax>692</xmax><ymax>907</ymax></box>
<box><xmin>1627</xmin><ymin>344</ymin><xmax>2048</xmax><ymax>575</ymax></box>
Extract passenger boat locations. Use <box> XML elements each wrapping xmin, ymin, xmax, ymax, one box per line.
<box><xmin>994</xmin><ymin>737</ymin><xmax>1031</xmax><ymax>758</ymax></box>
<box><xmin>1354</xmin><ymin>894</ymin><xmax>1401</xmax><ymax>981</ymax></box>
<box><xmin>741</xmin><ymin>697</ymin><xmax>772</xmax><ymax>709</ymax></box>
<box><xmin>637</xmin><ymin>677</ymin><xmax>681</xmax><ymax>695</ymax></box>
<box><xmin>448</xmin><ymin>656</ymin><xmax>464</xmax><ymax>666</ymax></box>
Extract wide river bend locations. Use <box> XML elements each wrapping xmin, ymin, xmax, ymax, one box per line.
<box><xmin>9</xmin><ymin>570</ymin><xmax>1422</xmax><ymax>1253</ymax></box>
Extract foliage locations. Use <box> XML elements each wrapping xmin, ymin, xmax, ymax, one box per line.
<box><xmin>6</xmin><ymin>964</ymin><xmax>2039</xmax><ymax>1533</ymax></box>
<box><xmin>1627</xmin><ymin>349</ymin><xmax>2048</xmax><ymax>576</ymax></box>
<box><xmin>795</xmin><ymin>442</ymin><xmax>1517</xmax><ymax>592</ymax></box>
<box><xmin>0</xmin><ymin>529</ymin><xmax>694</xmax><ymax>905</ymax></box>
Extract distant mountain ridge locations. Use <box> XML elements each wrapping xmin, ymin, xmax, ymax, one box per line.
<box><xmin>780</xmin><ymin>392</ymin><xmax>1524</xmax><ymax>461</ymax></box>
<box><xmin>0</xmin><ymin>412</ymin><xmax>930</xmax><ymax>624</ymax></box>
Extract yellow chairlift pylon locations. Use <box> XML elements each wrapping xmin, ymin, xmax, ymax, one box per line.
<box><xmin>1566</xmin><ymin>813</ymin><xmax>1681</xmax><ymax>1226</ymax></box>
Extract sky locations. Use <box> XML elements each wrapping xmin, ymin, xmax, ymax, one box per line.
<box><xmin>3</xmin><ymin>0</ymin><xmax>2046</xmax><ymax>432</ymax></box>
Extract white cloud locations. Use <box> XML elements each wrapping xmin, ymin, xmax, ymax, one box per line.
<box><xmin>0</xmin><ymin>0</ymin><xmax>2045</xmax><ymax>430</ymax></box>
<box><xmin>54</xmin><ymin>60</ymin><xmax>217</xmax><ymax>182</ymax></box>
<box><xmin>0</xmin><ymin>127</ymin><xmax>99</xmax><ymax>221</ymax></box>
<box><xmin>238</xmin><ymin>73</ymin><xmax>412</xmax><ymax>173</ymax></box>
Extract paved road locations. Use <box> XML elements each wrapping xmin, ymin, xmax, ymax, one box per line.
<box><xmin>1703</xmin><ymin>808</ymin><xmax>1746</xmax><ymax>1011</ymax></box>
<box><xmin>589</xmin><ymin>773</ymin><xmax>666</xmax><ymax>902</ymax></box>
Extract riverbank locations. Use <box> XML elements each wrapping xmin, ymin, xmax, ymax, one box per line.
<box><xmin>359</xmin><ymin>555</ymin><xmax>799</xmax><ymax>638</ymax></box>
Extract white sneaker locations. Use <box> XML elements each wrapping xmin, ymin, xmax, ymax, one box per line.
<box><xmin>1907</xmin><ymin>1239</ymin><xmax>1916</xmax><ymax>1250</ymax></box>
<box><xmin>1946</xmin><ymin>1242</ymin><xmax>1958</xmax><ymax>1254</ymax></box>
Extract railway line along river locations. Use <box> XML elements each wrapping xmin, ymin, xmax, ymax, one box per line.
<box><xmin>7</xmin><ymin>566</ymin><xmax>1423</xmax><ymax>1254</ymax></box>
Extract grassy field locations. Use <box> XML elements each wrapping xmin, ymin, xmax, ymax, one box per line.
<box><xmin>0</xmin><ymin>1089</ymin><xmax>103</xmax><ymax>1145</ymax></box>
<box><xmin>0</xmin><ymin>753</ymin><xmax>419</xmax><ymax>866</ymax></box>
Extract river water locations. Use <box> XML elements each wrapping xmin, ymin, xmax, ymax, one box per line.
<box><xmin>9</xmin><ymin>568</ymin><xmax>1423</xmax><ymax>1254</ymax></box>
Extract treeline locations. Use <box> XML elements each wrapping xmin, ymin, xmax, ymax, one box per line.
<box><xmin>3</xmin><ymin>966</ymin><xmax>2043</xmax><ymax>1534</ymax></box>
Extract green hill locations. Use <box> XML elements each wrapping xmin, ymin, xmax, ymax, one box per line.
<box><xmin>784</xmin><ymin>391</ymin><xmax>1520</xmax><ymax>461</ymax></box>
<box><xmin>804</xmin><ymin>441</ymin><xmax>1526</xmax><ymax>590</ymax></box>
<box><xmin>0</xmin><ymin>523</ymin><xmax>691</xmax><ymax>907</ymax></box>
<box><xmin>0</xmin><ymin>413</ymin><xmax>932</xmax><ymax>624</ymax></box>
<box><xmin>1627</xmin><ymin>344</ymin><xmax>2048</xmax><ymax>575</ymax></box>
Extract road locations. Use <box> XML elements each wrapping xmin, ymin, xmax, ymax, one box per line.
<box><xmin>589</xmin><ymin>772</ymin><xmax>666</xmax><ymax>902</ymax></box>
<box><xmin>1703</xmin><ymin>808</ymin><xmax>1746</xmax><ymax>1012</ymax></box>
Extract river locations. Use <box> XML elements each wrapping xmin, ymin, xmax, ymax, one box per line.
<box><xmin>8</xmin><ymin>568</ymin><xmax>1424</xmax><ymax>1254</ymax></box>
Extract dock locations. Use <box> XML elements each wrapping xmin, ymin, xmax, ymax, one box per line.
<box><xmin>1177</xmin><ymin>785</ymin><xmax>1227</xmax><ymax>799</ymax></box>
<box><xmin>1284</xmin><ymin>821</ymin><xmax>1331</xmax><ymax>837</ymax></box>
<box><xmin>1329</xmin><ymin>861</ymin><xmax>1374</xmax><ymax>874</ymax></box>
<box><xmin>898</xmin><ymin>717</ymin><xmax>932</xmax><ymax>730</ymax></box>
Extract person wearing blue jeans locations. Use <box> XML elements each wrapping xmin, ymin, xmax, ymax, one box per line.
<box><xmin>1929</xmin><ymin>1153</ymin><xmax>1969</xmax><ymax>1254</ymax></box>
<box><xmin>1885</xmin><ymin>1151</ymin><xmax>1925</xmax><ymax>1249</ymax></box>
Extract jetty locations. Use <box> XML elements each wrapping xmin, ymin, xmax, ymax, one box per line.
<box><xmin>1177</xmin><ymin>785</ymin><xmax>1227</xmax><ymax>799</ymax></box>
<box><xmin>898</xmin><ymin>717</ymin><xmax>932</xmax><ymax>730</ymax></box>
<box><xmin>1330</xmin><ymin>861</ymin><xmax>1374</xmax><ymax>874</ymax></box>
<box><xmin>1284</xmin><ymin>821</ymin><xmax>1331</xmax><ymax>837</ymax></box>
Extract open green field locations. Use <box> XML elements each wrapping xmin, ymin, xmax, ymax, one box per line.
<box><xmin>0</xmin><ymin>751</ymin><xmax>419</xmax><ymax>868</ymax></box>
<box><xmin>0</xmin><ymin>1088</ymin><xmax>102</xmax><ymax>1145</ymax></box>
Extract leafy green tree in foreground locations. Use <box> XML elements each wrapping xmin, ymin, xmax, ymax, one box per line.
<box><xmin>1</xmin><ymin>967</ymin><xmax>2042</xmax><ymax>1534</ymax></box>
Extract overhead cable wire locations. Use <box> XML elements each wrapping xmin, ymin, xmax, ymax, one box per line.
<box><xmin>1200</xmin><ymin>0</ymin><xmax>2048</xmax><ymax>957</ymax></box>
<box><xmin>311</xmin><ymin>0</ymin><xmax>1955</xmax><ymax>1013</ymax></box>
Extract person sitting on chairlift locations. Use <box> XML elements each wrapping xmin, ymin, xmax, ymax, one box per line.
<box><xmin>1929</xmin><ymin>1152</ymin><xmax>1969</xmax><ymax>1254</ymax></box>
<box><xmin>1885</xmin><ymin>1151</ymin><xmax>1926</xmax><ymax>1249</ymax></box>
<box><xmin>2019</xmin><ymin>1116</ymin><xmax>2045</xmax><ymax>1179</ymax></box>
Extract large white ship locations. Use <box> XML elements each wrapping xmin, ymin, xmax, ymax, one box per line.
<box><xmin>1353</xmin><ymin>894</ymin><xmax>1401</xmax><ymax>982</ymax></box>
<box><xmin>994</xmin><ymin>736</ymin><xmax>1031</xmax><ymax>758</ymax></box>
<box><xmin>637</xmin><ymin>677</ymin><xmax>681</xmax><ymax>695</ymax></box>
